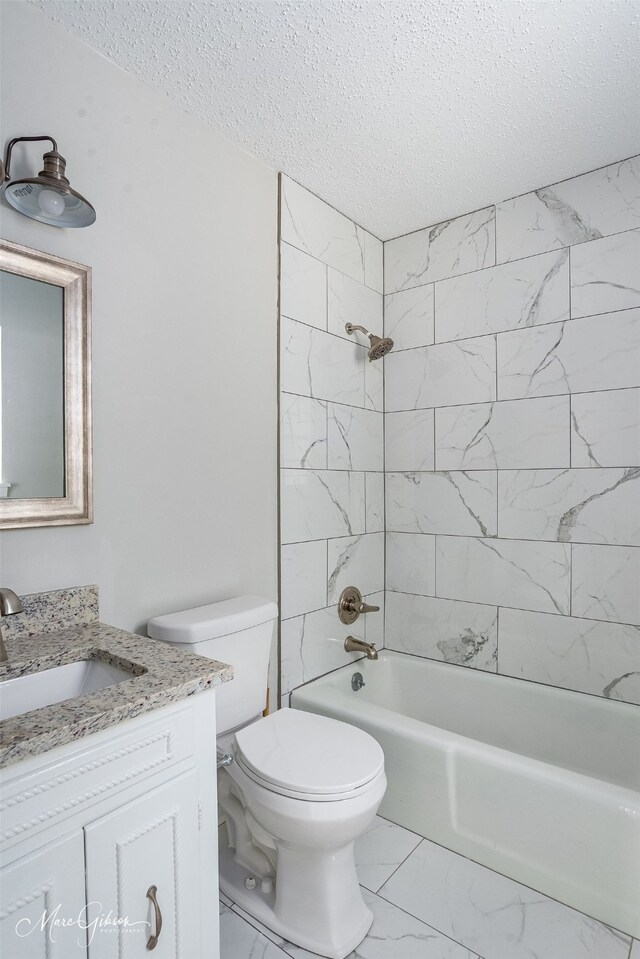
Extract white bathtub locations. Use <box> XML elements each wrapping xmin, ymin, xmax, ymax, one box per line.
<box><xmin>291</xmin><ymin>651</ymin><xmax>640</xmax><ymax>937</ymax></box>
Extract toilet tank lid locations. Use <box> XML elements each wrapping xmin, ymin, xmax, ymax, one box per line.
<box><xmin>147</xmin><ymin>595</ymin><xmax>278</xmax><ymax>644</ymax></box>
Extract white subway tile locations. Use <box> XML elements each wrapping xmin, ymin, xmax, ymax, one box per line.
<box><xmin>387</xmin><ymin>471</ymin><xmax>497</xmax><ymax>537</ymax></box>
<box><xmin>436</xmin><ymin>535</ymin><xmax>571</xmax><ymax>615</ymax></box>
<box><xmin>280</xmin><ymin>469</ymin><xmax>365</xmax><ymax>543</ymax></box>
<box><xmin>281</xmin><ymin>541</ymin><xmax>327</xmax><ymax>619</ymax></box>
<box><xmin>385</xmin><ymin>592</ymin><xmax>497</xmax><ymax>671</ymax></box>
<box><xmin>572</xmin><ymin>544</ymin><xmax>640</xmax><ymax>626</ymax></box>
<box><xmin>386</xmin><ymin>532</ymin><xmax>436</xmax><ymax>596</ymax></box>
<box><xmin>498</xmin><ymin>308</ymin><xmax>640</xmax><ymax>400</ymax></box>
<box><xmin>499</xmin><ymin>607</ymin><xmax>640</xmax><ymax>704</ymax></box>
<box><xmin>496</xmin><ymin>155</ymin><xmax>640</xmax><ymax>262</ymax></box>
<box><xmin>280</xmin><ymin>393</ymin><xmax>327</xmax><ymax>469</ymax></box>
<box><xmin>327</xmin><ymin>404</ymin><xmax>383</xmax><ymax>471</ymax></box>
<box><xmin>436</xmin><ymin>396</ymin><xmax>570</xmax><ymax>470</ymax></box>
<box><xmin>571</xmin><ymin>228</ymin><xmax>640</xmax><ymax>318</ymax></box>
<box><xmin>280</xmin><ymin>242</ymin><xmax>327</xmax><ymax>330</ymax></box>
<box><xmin>385</xmin><ymin>410</ymin><xmax>435</xmax><ymax>472</ymax></box>
<box><xmin>498</xmin><ymin>468</ymin><xmax>640</xmax><ymax>546</ymax></box>
<box><xmin>386</xmin><ymin>336</ymin><xmax>496</xmax><ymax>412</ymax></box>
<box><xmin>384</xmin><ymin>284</ymin><xmax>434</xmax><ymax>351</ymax></box>
<box><xmin>384</xmin><ymin>207</ymin><xmax>495</xmax><ymax>293</ymax></box>
<box><xmin>435</xmin><ymin>249</ymin><xmax>569</xmax><ymax>342</ymax></box>
<box><xmin>327</xmin><ymin>532</ymin><xmax>385</xmax><ymax>603</ymax></box>
<box><xmin>281</xmin><ymin>176</ymin><xmax>366</xmax><ymax>283</ymax></box>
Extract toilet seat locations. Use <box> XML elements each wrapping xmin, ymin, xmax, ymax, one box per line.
<box><xmin>233</xmin><ymin>708</ymin><xmax>384</xmax><ymax>802</ymax></box>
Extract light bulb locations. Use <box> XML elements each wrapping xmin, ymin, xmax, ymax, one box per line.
<box><xmin>37</xmin><ymin>189</ymin><xmax>65</xmax><ymax>217</ymax></box>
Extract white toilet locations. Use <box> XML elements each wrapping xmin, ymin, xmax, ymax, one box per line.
<box><xmin>148</xmin><ymin>595</ymin><xmax>386</xmax><ymax>959</ymax></box>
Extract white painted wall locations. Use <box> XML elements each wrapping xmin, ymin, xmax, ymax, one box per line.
<box><xmin>0</xmin><ymin>1</ymin><xmax>279</xmax><ymax>633</ymax></box>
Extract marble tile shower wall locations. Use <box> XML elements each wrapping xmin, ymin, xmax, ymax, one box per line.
<box><xmin>279</xmin><ymin>176</ymin><xmax>386</xmax><ymax>700</ymax></box>
<box><xmin>383</xmin><ymin>154</ymin><xmax>640</xmax><ymax>705</ymax></box>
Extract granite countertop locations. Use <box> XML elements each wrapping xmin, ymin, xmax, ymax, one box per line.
<box><xmin>0</xmin><ymin>621</ymin><xmax>233</xmax><ymax>768</ymax></box>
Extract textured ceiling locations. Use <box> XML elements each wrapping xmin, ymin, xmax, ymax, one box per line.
<box><xmin>30</xmin><ymin>0</ymin><xmax>640</xmax><ymax>239</ymax></box>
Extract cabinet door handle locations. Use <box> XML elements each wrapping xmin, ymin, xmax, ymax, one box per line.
<box><xmin>146</xmin><ymin>885</ymin><xmax>163</xmax><ymax>950</ymax></box>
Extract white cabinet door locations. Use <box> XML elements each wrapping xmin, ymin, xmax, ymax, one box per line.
<box><xmin>84</xmin><ymin>772</ymin><xmax>201</xmax><ymax>959</ymax></box>
<box><xmin>0</xmin><ymin>832</ymin><xmax>87</xmax><ymax>959</ymax></box>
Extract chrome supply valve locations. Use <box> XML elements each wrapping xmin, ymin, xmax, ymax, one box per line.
<box><xmin>338</xmin><ymin>586</ymin><xmax>380</xmax><ymax>625</ymax></box>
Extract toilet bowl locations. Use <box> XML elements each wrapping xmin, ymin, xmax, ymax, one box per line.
<box><xmin>148</xmin><ymin>595</ymin><xmax>386</xmax><ymax>959</ymax></box>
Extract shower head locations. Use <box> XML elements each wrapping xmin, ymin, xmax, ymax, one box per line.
<box><xmin>345</xmin><ymin>323</ymin><xmax>394</xmax><ymax>361</ymax></box>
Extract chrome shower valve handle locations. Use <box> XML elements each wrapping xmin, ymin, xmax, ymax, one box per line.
<box><xmin>338</xmin><ymin>586</ymin><xmax>380</xmax><ymax>625</ymax></box>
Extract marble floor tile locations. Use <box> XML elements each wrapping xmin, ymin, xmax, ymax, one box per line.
<box><xmin>282</xmin><ymin>887</ymin><xmax>480</xmax><ymax>959</ymax></box>
<box><xmin>630</xmin><ymin>940</ymin><xmax>640</xmax><ymax>958</ymax></box>
<box><xmin>379</xmin><ymin>840</ymin><xmax>631</xmax><ymax>959</ymax></box>
<box><xmin>219</xmin><ymin>903</ymin><xmax>289</xmax><ymax>959</ymax></box>
<box><xmin>355</xmin><ymin>815</ymin><xmax>422</xmax><ymax>893</ymax></box>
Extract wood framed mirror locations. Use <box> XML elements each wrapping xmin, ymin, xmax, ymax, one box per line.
<box><xmin>0</xmin><ymin>239</ymin><xmax>92</xmax><ymax>528</ymax></box>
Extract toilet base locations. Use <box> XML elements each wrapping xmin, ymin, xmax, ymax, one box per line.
<box><xmin>219</xmin><ymin>833</ymin><xmax>373</xmax><ymax>959</ymax></box>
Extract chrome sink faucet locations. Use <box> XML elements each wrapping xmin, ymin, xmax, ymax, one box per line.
<box><xmin>0</xmin><ymin>588</ymin><xmax>24</xmax><ymax>663</ymax></box>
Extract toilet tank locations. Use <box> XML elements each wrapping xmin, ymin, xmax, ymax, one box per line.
<box><xmin>147</xmin><ymin>595</ymin><xmax>278</xmax><ymax>734</ymax></box>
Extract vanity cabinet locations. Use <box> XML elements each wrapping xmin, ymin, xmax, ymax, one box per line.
<box><xmin>0</xmin><ymin>832</ymin><xmax>87</xmax><ymax>958</ymax></box>
<box><xmin>85</xmin><ymin>771</ymin><xmax>200</xmax><ymax>958</ymax></box>
<box><xmin>0</xmin><ymin>693</ymin><xmax>219</xmax><ymax>959</ymax></box>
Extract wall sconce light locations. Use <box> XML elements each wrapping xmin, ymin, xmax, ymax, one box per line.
<box><xmin>1</xmin><ymin>135</ymin><xmax>96</xmax><ymax>228</ymax></box>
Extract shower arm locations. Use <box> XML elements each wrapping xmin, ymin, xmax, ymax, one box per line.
<box><xmin>345</xmin><ymin>323</ymin><xmax>370</xmax><ymax>336</ymax></box>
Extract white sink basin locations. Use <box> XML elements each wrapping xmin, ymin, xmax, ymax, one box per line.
<box><xmin>0</xmin><ymin>659</ymin><xmax>138</xmax><ymax>721</ymax></box>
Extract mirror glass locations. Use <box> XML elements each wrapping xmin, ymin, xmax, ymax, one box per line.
<box><xmin>0</xmin><ymin>272</ymin><xmax>65</xmax><ymax>498</ymax></box>
<box><xmin>0</xmin><ymin>240</ymin><xmax>91</xmax><ymax>529</ymax></box>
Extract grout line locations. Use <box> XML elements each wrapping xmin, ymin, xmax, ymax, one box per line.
<box><xmin>386</xmin><ymin>385</ymin><xmax>640</xmax><ymax>415</ymax></box>
<box><xmin>384</xmin><ymin>300</ymin><xmax>638</xmax><ymax>353</ymax></box>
